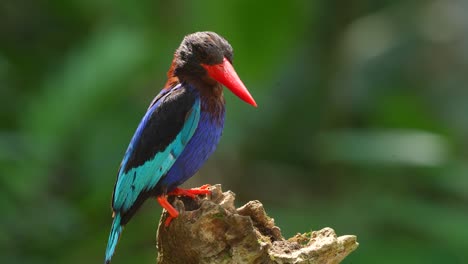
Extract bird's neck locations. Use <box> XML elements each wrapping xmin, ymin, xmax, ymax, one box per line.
<box><xmin>196</xmin><ymin>82</ymin><xmax>225</xmax><ymax>118</ymax></box>
<box><xmin>165</xmin><ymin>59</ymin><xmax>226</xmax><ymax>120</ymax></box>
<box><xmin>164</xmin><ymin>60</ymin><xmax>179</xmax><ymax>89</ymax></box>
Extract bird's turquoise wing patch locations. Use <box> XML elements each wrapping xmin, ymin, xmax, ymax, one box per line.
<box><xmin>113</xmin><ymin>98</ymin><xmax>200</xmax><ymax>211</ymax></box>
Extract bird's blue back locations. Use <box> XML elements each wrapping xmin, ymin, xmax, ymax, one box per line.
<box><xmin>112</xmin><ymin>83</ymin><xmax>225</xmax><ymax>216</ymax></box>
<box><xmin>113</xmin><ymin>84</ymin><xmax>197</xmax><ymax>212</ymax></box>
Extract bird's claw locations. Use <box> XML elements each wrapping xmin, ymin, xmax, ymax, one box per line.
<box><xmin>167</xmin><ymin>184</ymin><xmax>211</xmax><ymax>199</ymax></box>
<box><xmin>157</xmin><ymin>196</ymin><xmax>179</xmax><ymax>227</ymax></box>
<box><xmin>164</xmin><ymin>215</ymin><xmax>174</xmax><ymax>227</ymax></box>
<box><xmin>159</xmin><ymin>185</ymin><xmax>211</xmax><ymax>227</ymax></box>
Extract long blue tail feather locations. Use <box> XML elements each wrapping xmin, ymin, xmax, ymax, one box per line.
<box><xmin>105</xmin><ymin>214</ymin><xmax>123</xmax><ymax>264</ymax></box>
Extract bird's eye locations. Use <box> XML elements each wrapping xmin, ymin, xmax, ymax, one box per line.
<box><xmin>225</xmin><ymin>53</ymin><xmax>233</xmax><ymax>64</ymax></box>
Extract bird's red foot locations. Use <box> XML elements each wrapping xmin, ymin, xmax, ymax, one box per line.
<box><xmin>167</xmin><ymin>184</ymin><xmax>211</xmax><ymax>199</ymax></box>
<box><xmin>158</xmin><ymin>185</ymin><xmax>211</xmax><ymax>227</ymax></box>
<box><xmin>157</xmin><ymin>196</ymin><xmax>179</xmax><ymax>227</ymax></box>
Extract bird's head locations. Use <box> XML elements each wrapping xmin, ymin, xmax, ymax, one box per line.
<box><xmin>172</xmin><ymin>31</ymin><xmax>257</xmax><ymax>107</ymax></box>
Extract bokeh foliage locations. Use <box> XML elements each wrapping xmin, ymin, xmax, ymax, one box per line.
<box><xmin>1</xmin><ymin>0</ymin><xmax>468</xmax><ymax>263</ymax></box>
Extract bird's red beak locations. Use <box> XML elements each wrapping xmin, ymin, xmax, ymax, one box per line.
<box><xmin>202</xmin><ymin>58</ymin><xmax>257</xmax><ymax>107</ymax></box>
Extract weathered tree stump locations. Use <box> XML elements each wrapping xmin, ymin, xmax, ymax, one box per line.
<box><xmin>156</xmin><ymin>184</ymin><xmax>358</xmax><ymax>264</ymax></box>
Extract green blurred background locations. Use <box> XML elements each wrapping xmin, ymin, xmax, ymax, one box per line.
<box><xmin>1</xmin><ymin>0</ymin><xmax>468</xmax><ymax>263</ymax></box>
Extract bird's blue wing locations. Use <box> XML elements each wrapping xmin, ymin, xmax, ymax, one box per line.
<box><xmin>112</xmin><ymin>85</ymin><xmax>200</xmax><ymax>212</ymax></box>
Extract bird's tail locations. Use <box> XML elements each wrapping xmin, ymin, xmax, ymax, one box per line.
<box><xmin>104</xmin><ymin>214</ymin><xmax>123</xmax><ymax>264</ymax></box>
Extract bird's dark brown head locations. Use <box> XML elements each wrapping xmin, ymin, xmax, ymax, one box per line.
<box><xmin>167</xmin><ymin>31</ymin><xmax>257</xmax><ymax>107</ymax></box>
<box><xmin>173</xmin><ymin>31</ymin><xmax>233</xmax><ymax>78</ymax></box>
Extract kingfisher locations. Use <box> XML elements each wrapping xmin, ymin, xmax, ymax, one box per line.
<box><xmin>104</xmin><ymin>32</ymin><xmax>257</xmax><ymax>263</ymax></box>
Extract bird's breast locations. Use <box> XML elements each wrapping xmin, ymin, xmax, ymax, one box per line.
<box><xmin>160</xmin><ymin>102</ymin><xmax>225</xmax><ymax>190</ymax></box>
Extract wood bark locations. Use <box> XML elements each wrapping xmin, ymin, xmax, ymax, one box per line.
<box><xmin>156</xmin><ymin>185</ymin><xmax>358</xmax><ymax>264</ymax></box>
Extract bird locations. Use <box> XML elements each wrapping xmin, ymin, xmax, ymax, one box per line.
<box><xmin>104</xmin><ymin>31</ymin><xmax>257</xmax><ymax>264</ymax></box>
